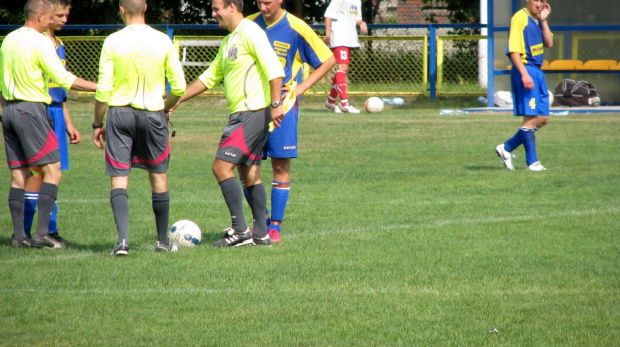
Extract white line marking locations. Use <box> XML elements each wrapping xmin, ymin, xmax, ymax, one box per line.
<box><xmin>0</xmin><ymin>286</ymin><xmax>615</xmax><ymax>296</ymax></box>
<box><xmin>286</xmin><ymin>206</ymin><xmax>620</xmax><ymax>239</ymax></box>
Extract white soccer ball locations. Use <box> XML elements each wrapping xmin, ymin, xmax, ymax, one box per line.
<box><xmin>169</xmin><ymin>220</ymin><xmax>202</xmax><ymax>247</ymax></box>
<box><xmin>364</xmin><ymin>97</ymin><xmax>384</xmax><ymax>113</ymax></box>
<box><xmin>548</xmin><ymin>89</ymin><xmax>554</xmax><ymax>107</ymax></box>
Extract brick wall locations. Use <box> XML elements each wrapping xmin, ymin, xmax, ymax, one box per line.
<box><xmin>396</xmin><ymin>0</ymin><xmax>450</xmax><ymax>24</ymax></box>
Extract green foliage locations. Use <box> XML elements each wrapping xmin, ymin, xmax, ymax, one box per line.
<box><xmin>442</xmin><ymin>48</ymin><xmax>480</xmax><ymax>84</ymax></box>
<box><xmin>1</xmin><ymin>97</ymin><xmax>619</xmax><ymax>345</ymax></box>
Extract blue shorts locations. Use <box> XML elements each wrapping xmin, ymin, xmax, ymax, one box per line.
<box><xmin>510</xmin><ymin>65</ymin><xmax>549</xmax><ymax>117</ymax></box>
<box><xmin>49</xmin><ymin>103</ymin><xmax>70</xmax><ymax>170</ymax></box>
<box><xmin>265</xmin><ymin>101</ymin><xmax>299</xmax><ymax>159</ymax></box>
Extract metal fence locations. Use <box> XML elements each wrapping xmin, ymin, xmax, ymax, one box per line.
<box><xmin>3</xmin><ymin>23</ymin><xmax>617</xmax><ymax>101</ymax></box>
<box><xmin>174</xmin><ymin>35</ymin><xmax>428</xmax><ymax>96</ymax></box>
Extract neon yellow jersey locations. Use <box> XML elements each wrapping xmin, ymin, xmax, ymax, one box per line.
<box><xmin>0</xmin><ymin>27</ymin><xmax>76</xmax><ymax>104</ymax></box>
<box><xmin>199</xmin><ymin>19</ymin><xmax>284</xmax><ymax>114</ymax></box>
<box><xmin>96</xmin><ymin>24</ymin><xmax>186</xmax><ymax>111</ymax></box>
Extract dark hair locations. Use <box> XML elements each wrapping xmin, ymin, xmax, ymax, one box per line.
<box><xmin>223</xmin><ymin>0</ymin><xmax>244</xmax><ymax>11</ymax></box>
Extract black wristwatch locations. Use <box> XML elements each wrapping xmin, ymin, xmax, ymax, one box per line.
<box><xmin>92</xmin><ymin>122</ymin><xmax>103</xmax><ymax>129</ymax></box>
<box><xmin>270</xmin><ymin>100</ymin><xmax>282</xmax><ymax>108</ymax></box>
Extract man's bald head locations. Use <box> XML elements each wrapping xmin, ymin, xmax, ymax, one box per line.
<box><xmin>120</xmin><ymin>0</ymin><xmax>146</xmax><ymax>17</ymax></box>
<box><xmin>24</xmin><ymin>0</ymin><xmax>53</xmax><ymax>20</ymax></box>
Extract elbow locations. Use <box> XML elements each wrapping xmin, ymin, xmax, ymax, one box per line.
<box><xmin>326</xmin><ymin>56</ymin><xmax>336</xmax><ymax>70</ymax></box>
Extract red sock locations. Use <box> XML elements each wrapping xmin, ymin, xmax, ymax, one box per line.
<box><xmin>329</xmin><ymin>75</ymin><xmax>339</xmax><ymax>101</ymax></box>
<box><xmin>334</xmin><ymin>70</ymin><xmax>348</xmax><ymax>105</ymax></box>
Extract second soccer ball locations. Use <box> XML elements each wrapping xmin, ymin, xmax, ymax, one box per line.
<box><xmin>364</xmin><ymin>97</ymin><xmax>384</xmax><ymax>113</ymax></box>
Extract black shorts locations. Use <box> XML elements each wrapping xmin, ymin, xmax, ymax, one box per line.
<box><xmin>2</xmin><ymin>101</ymin><xmax>59</xmax><ymax>169</ymax></box>
<box><xmin>216</xmin><ymin>108</ymin><xmax>270</xmax><ymax>166</ymax></box>
<box><xmin>105</xmin><ymin>106</ymin><xmax>170</xmax><ymax>176</ymax></box>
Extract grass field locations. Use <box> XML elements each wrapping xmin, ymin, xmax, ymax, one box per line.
<box><xmin>1</xmin><ymin>96</ymin><xmax>618</xmax><ymax>346</ymax></box>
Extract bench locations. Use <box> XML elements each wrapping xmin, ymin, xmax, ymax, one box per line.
<box><xmin>503</xmin><ymin>59</ymin><xmax>620</xmax><ymax>74</ymax></box>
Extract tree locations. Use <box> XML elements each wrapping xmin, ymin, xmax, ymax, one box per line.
<box><xmin>1</xmin><ymin>1</ymin><xmax>479</xmax><ymax>26</ymax></box>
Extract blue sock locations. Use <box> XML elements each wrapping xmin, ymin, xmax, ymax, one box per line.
<box><xmin>48</xmin><ymin>200</ymin><xmax>58</xmax><ymax>234</ymax></box>
<box><xmin>269</xmin><ymin>224</ymin><xmax>282</xmax><ymax>233</ymax></box>
<box><xmin>522</xmin><ymin>127</ymin><xmax>538</xmax><ymax>165</ymax></box>
<box><xmin>504</xmin><ymin>128</ymin><xmax>525</xmax><ymax>152</ymax></box>
<box><xmin>270</xmin><ymin>181</ymin><xmax>290</xmax><ymax>226</ymax></box>
<box><xmin>24</xmin><ymin>192</ymin><xmax>38</xmax><ymax>237</ymax></box>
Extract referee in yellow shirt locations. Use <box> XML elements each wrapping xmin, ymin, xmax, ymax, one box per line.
<box><xmin>170</xmin><ymin>0</ymin><xmax>284</xmax><ymax>247</ymax></box>
<box><xmin>0</xmin><ymin>0</ymin><xmax>96</xmax><ymax>249</ymax></box>
<box><xmin>93</xmin><ymin>0</ymin><xmax>186</xmax><ymax>256</ymax></box>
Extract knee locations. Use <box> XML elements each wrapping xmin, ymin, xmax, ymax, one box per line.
<box><xmin>538</xmin><ymin>117</ymin><xmax>550</xmax><ymax>128</ymax></box>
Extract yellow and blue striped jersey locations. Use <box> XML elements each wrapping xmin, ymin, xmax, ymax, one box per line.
<box><xmin>506</xmin><ymin>8</ymin><xmax>549</xmax><ymax>66</ymax></box>
<box><xmin>247</xmin><ymin>11</ymin><xmax>333</xmax><ymax>87</ymax></box>
<box><xmin>47</xmin><ymin>35</ymin><xmax>68</xmax><ymax>104</ymax></box>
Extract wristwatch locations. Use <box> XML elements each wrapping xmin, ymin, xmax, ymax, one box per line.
<box><xmin>92</xmin><ymin>122</ymin><xmax>103</xmax><ymax>129</ymax></box>
<box><xmin>270</xmin><ymin>100</ymin><xmax>282</xmax><ymax>108</ymax></box>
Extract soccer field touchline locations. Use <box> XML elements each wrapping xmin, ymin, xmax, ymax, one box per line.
<box><xmin>0</xmin><ymin>285</ymin><xmax>615</xmax><ymax>296</ymax></box>
<box><xmin>1</xmin><ymin>206</ymin><xmax>615</xmax><ymax>266</ymax></box>
<box><xmin>286</xmin><ymin>206</ymin><xmax>620</xmax><ymax>239</ymax></box>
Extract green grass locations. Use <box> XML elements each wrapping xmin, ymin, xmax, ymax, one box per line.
<box><xmin>1</xmin><ymin>96</ymin><xmax>618</xmax><ymax>346</ymax></box>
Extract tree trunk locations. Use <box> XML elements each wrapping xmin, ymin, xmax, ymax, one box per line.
<box><xmin>293</xmin><ymin>0</ymin><xmax>303</xmax><ymax>18</ymax></box>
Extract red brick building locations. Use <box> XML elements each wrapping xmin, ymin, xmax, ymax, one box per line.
<box><xmin>393</xmin><ymin>0</ymin><xmax>450</xmax><ymax>24</ymax></box>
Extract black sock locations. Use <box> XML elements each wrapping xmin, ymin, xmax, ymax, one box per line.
<box><xmin>8</xmin><ymin>187</ymin><xmax>25</xmax><ymax>239</ymax></box>
<box><xmin>152</xmin><ymin>191</ymin><xmax>170</xmax><ymax>244</ymax></box>
<box><xmin>35</xmin><ymin>183</ymin><xmax>58</xmax><ymax>237</ymax></box>
<box><xmin>110</xmin><ymin>188</ymin><xmax>129</xmax><ymax>244</ymax></box>
<box><xmin>246</xmin><ymin>183</ymin><xmax>267</xmax><ymax>238</ymax></box>
<box><xmin>219</xmin><ymin>178</ymin><xmax>247</xmax><ymax>232</ymax></box>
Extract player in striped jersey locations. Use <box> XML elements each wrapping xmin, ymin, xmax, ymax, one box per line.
<box><xmin>496</xmin><ymin>0</ymin><xmax>553</xmax><ymax>171</ymax></box>
<box><xmin>247</xmin><ymin>0</ymin><xmax>335</xmax><ymax>242</ymax></box>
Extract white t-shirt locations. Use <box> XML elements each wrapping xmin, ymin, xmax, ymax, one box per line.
<box><xmin>324</xmin><ymin>0</ymin><xmax>362</xmax><ymax>48</ymax></box>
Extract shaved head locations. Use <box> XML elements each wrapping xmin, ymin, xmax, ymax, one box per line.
<box><xmin>120</xmin><ymin>0</ymin><xmax>146</xmax><ymax>17</ymax></box>
<box><xmin>24</xmin><ymin>0</ymin><xmax>53</xmax><ymax>20</ymax></box>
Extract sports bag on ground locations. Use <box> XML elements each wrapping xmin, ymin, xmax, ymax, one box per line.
<box><xmin>553</xmin><ymin>79</ymin><xmax>600</xmax><ymax>107</ymax></box>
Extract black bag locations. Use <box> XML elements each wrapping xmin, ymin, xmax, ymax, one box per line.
<box><xmin>553</xmin><ymin>79</ymin><xmax>600</xmax><ymax>107</ymax></box>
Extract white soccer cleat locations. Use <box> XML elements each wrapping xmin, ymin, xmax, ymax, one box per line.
<box><xmin>339</xmin><ymin>104</ymin><xmax>361</xmax><ymax>114</ymax></box>
<box><xmin>495</xmin><ymin>144</ymin><xmax>515</xmax><ymax>170</ymax></box>
<box><xmin>527</xmin><ymin>161</ymin><xmax>546</xmax><ymax>171</ymax></box>
<box><xmin>325</xmin><ymin>101</ymin><xmax>342</xmax><ymax>113</ymax></box>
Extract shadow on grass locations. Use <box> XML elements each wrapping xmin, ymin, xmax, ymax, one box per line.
<box><xmin>465</xmin><ymin>165</ymin><xmax>506</xmax><ymax>171</ymax></box>
<box><xmin>0</xmin><ymin>235</ymin><xmax>12</xmax><ymax>246</ymax></box>
<box><xmin>66</xmin><ymin>241</ymin><xmax>112</xmax><ymax>253</ymax></box>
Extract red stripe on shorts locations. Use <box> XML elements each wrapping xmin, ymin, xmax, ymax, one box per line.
<box><xmin>26</xmin><ymin>130</ymin><xmax>59</xmax><ymax>165</ymax></box>
<box><xmin>219</xmin><ymin>126</ymin><xmax>261</xmax><ymax>161</ymax></box>
<box><xmin>105</xmin><ymin>150</ymin><xmax>131</xmax><ymax>169</ymax></box>
<box><xmin>132</xmin><ymin>141</ymin><xmax>170</xmax><ymax>165</ymax></box>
